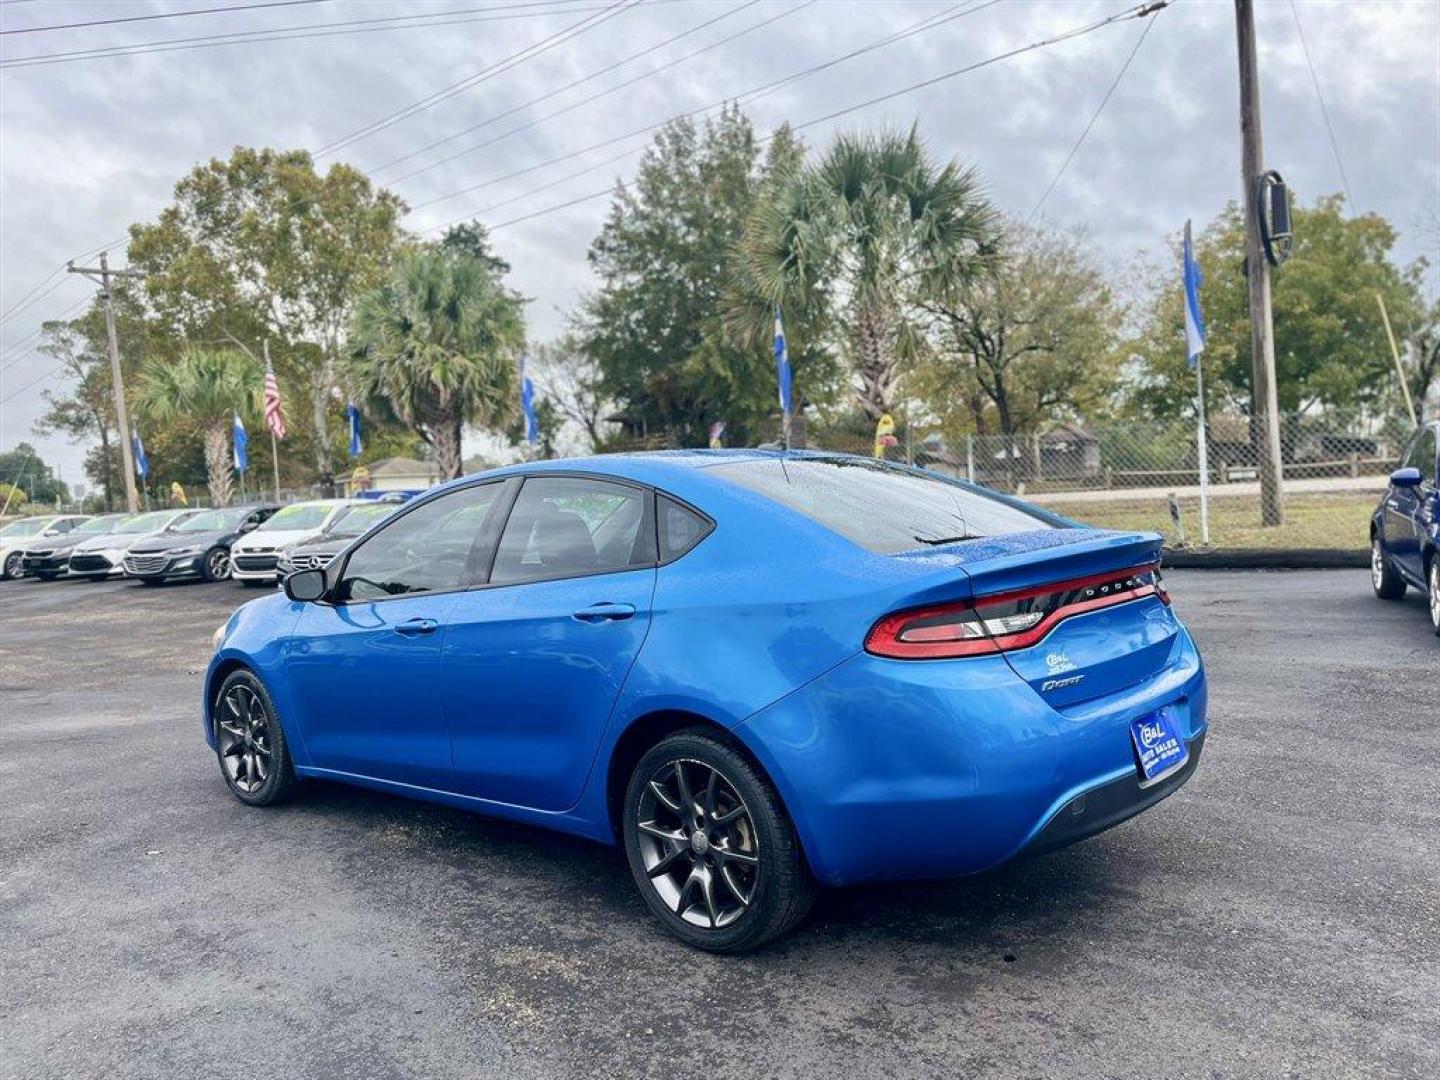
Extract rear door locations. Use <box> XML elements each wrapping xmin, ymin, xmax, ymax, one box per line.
<box><xmin>442</xmin><ymin>474</ymin><xmax>657</xmax><ymax>811</ymax></box>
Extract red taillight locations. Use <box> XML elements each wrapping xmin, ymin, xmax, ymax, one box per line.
<box><xmin>865</xmin><ymin>562</ymin><xmax>1166</xmax><ymax>660</ymax></box>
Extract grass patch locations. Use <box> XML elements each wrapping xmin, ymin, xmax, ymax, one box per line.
<box><xmin>1042</xmin><ymin>491</ymin><xmax>1376</xmax><ymax>550</ymax></box>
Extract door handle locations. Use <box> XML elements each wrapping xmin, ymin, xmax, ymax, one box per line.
<box><xmin>572</xmin><ymin>602</ymin><xmax>636</xmax><ymax>623</ymax></box>
<box><xmin>395</xmin><ymin>617</ymin><xmax>439</xmax><ymax>636</ymax></box>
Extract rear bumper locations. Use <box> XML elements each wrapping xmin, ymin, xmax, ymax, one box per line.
<box><xmin>1023</xmin><ymin>732</ymin><xmax>1204</xmax><ymax>858</ymax></box>
<box><xmin>734</xmin><ymin>627</ymin><xmax>1208</xmax><ymax>887</ymax></box>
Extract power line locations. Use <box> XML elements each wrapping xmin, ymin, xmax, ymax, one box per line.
<box><xmin>1288</xmin><ymin>0</ymin><xmax>1353</xmax><ymax>209</ymax></box>
<box><xmin>0</xmin><ymin>0</ymin><xmax>608</xmax><ymax>70</ymax></box>
<box><xmin>0</xmin><ymin>0</ymin><xmax>330</xmax><ymax>37</ymax></box>
<box><xmin>375</xmin><ymin>0</ymin><xmax>779</xmax><ymax>180</ymax></box>
<box><xmin>476</xmin><ymin>1</ymin><xmax>1165</xmax><ymax>233</ymax></box>
<box><xmin>411</xmin><ymin>0</ymin><xmax>996</xmax><ymax>213</ymax></box>
<box><xmin>1029</xmin><ymin>10</ymin><xmax>1158</xmax><ymax>219</ymax></box>
<box><xmin>312</xmin><ymin>0</ymin><xmax>642</xmax><ymax>158</ymax></box>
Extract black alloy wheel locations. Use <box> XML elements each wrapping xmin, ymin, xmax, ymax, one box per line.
<box><xmin>214</xmin><ymin>670</ymin><xmax>298</xmax><ymax>806</ymax></box>
<box><xmin>623</xmin><ymin>730</ymin><xmax>815</xmax><ymax>953</ymax></box>
<box><xmin>202</xmin><ymin>547</ymin><xmax>231</xmax><ymax>582</ymax></box>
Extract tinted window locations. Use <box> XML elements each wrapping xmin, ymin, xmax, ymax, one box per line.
<box><xmin>657</xmin><ymin>495</ymin><xmax>710</xmax><ymax>561</ymax></box>
<box><xmin>336</xmin><ymin>484</ymin><xmax>500</xmax><ymax>601</ymax></box>
<box><xmin>490</xmin><ymin>477</ymin><xmax>646</xmax><ymax>586</ymax></box>
<box><xmin>711</xmin><ymin>457</ymin><xmax>1057</xmax><ymax>554</ymax></box>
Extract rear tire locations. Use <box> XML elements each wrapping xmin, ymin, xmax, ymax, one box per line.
<box><xmin>1372</xmin><ymin>536</ymin><xmax>1405</xmax><ymax>600</ymax></box>
<box><xmin>623</xmin><ymin>728</ymin><xmax>816</xmax><ymax>953</ymax></box>
<box><xmin>213</xmin><ymin>669</ymin><xmax>299</xmax><ymax>807</ymax></box>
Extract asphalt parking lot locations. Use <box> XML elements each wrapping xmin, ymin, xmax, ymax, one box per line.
<box><xmin>1</xmin><ymin>569</ymin><xmax>1435</xmax><ymax>1080</ymax></box>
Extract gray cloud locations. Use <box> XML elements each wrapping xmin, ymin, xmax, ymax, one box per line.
<box><xmin>3</xmin><ymin>0</ymin><xmax>1437</xmax><ymax>483</ymax></box>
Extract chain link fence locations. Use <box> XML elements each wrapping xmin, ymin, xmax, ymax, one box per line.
<box><xmin>812</xmin><ymin>412</ymin><xmax>1413</xmax><ymax>552</ymax></box>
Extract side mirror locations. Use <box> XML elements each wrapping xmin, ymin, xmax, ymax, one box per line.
<box><xmin>1390</xmin><ymin>467</ymin><xmax>1423</xmax><ymax>488</ymax></box>
<box><xmin>239</xmin><ymin>520</ymin><xmax>258</xmax><ymax>533</ymax></box>
<box><xmin>283</xmin><ymin>568</ymin><xmax>328</xmax><ymax>603</ymax></box>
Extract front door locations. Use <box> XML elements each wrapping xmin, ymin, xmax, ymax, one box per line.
<box><xmin>443</xmin><ymin>475</ymin><xmax>656</xmax><ymax>811</ymax></box>
<box><xmin>284</xmin><ymin>481</ymin><xmax>506</xmax><ymax>788</ymax></box>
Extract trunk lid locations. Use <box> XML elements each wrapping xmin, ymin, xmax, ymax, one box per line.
<box><xmin>888</xmin><ymin>528</ymin><xmax>1178</xmax><ymax>707</ymax></box>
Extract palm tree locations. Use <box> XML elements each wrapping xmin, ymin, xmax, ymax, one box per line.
<box><xmin>737</xmin><ymin>127</ymin><xmax>998</xmax><ymax>420</ymax></box>
<box><xmin>347</xmin><ymin>246</ymin><xmax>524</xmax><ymax>479</ymax></box>
<box><xmin>137</xmin><ymin>347</ymin><xmax>260</xmax><ymax>506</ymax></box>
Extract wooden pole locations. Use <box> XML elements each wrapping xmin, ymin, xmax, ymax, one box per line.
<box><xmin>1375</xmin><ymin>291</ymin><xmax>1418</xmax><ymax>426</ymax></box>
<box><xmin>1235</xmin><ymin>0</ymin><xmax>1286</xmax><ymax>526</ymax></box>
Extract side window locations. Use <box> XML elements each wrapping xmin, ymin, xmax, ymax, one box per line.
<box><xmin>490</xmin><ymin>476</ymin><xmax>647</xmax><ymax>586</ymax></box>
<box><xmin>1414</xmin><ymin>429</ymin><xmax>1438</xmax><ymax>484</ymax></box>
<box><xmin>657</xmin><ymin>495</ymin><xmax>711</xmax><ymax>561</ymax></box>
<box><xmin>336</xmin><ymin>483</ymin><xmax>500</xmax><ymax>602</ymax></box>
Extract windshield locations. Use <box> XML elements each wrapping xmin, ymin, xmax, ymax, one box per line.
<box><xmin>258</xmin><ymin>503</ymin><xmax>335</xmax><ymax>531</ymax></box>
<box><xmin>711</xmin><ymin>457</ymin><xmax>1058</xmax><ymax>554</ymax></box>
<box><xmin>327</xmin><ymin>503</ymin><xmax>394</xmax><ymax>533</ymax></box>
<box><xmin>0</xmin><ymin>518</ymin><xmax>44</xmax><ymax>538</ymax></box>
<box><xmin>74</xmin><ymin>515</ymin><xmax>127</xmax><ymax>534</ymax></box>
<box><xmin>175</xmin><ymin>507</ymin><xmax>248</xmax><ymax>533</ymax></box>
<box><xmin>114</xmin><ymin>510</ymin><xmax>180</xmax><ymax>534</ymax></box>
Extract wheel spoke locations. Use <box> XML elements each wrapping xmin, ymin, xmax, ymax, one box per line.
<box><xmin>647</xmin><ymin>779</ymin><xmax>680</xmax><ymax>813</ymax></box>
<box><xmin>673</xmin><ymin>761</ymin><xmax>692</xmax><ymax>816</ymax></box>
<box><xmin>718</xmin><ymin>863</ymin><xmax>751</xmax><ymax>908</ymax></box>
<box><xmin>712</xmin><ymin>805</ymin><xmax>746</xmax><ymax>826</ymax></box>
<box><xmin>638</xmin><ymin>820</ymin><xmax>686</xmax><ymax>845</ymax></box>
<box><xmin>704</xmin><ymin>768</ymin><xmax>719</xmax><ymax>818</ymax></box>
<box><xmin>674</xmin><ymin>868</ymin><xmax>700</xmax><ymax>916</ymax></box>
<box><xmin>717</xmin><ymin>846</ymin><xmax>757</xmax><ymax>866</ymax></box>
<box><xmin>646</xmin><ymin>846</ymin><xmax>687</xmax><ymax>878</ymax></box>
<box><xmin>698</xmin><ymin>866</ymin><xmax>719</xmax><ymax>928</ymax></box>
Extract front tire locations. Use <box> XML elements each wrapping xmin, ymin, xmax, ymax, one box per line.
<box><xmin>201</xmin><ymin>546</ymin><xmax>231</xmax><ymax>582</ymax></box>
<box><xmin>623</xmin><ymin>729</ymin><xmax>816</xmax><ymax>953</ymax></box>
<box><xmin>1372</xmin><ymin>536</ymin><xmax>1405</xmax><ymax>600</ymax></box>
<box><xmin>214</xmin><ymin>670</ymin><xmax>299</xmax><ymax>807</ymax></box>
<box><xmin>2</xmin><ymin>551</ymin><xmax>23</xmax><ymax>579</ymax></box>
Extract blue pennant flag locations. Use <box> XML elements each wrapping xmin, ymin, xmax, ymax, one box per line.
<box><xmin>773</xmin><ymin>306</ymin><xmax>793</xmax><ymax>415</ymax></box>
<box><xmin>1183</xmin><ymin>219</ymin><xmax>1206</xmax><ymax>371</ymax></box>
<box><xmin>520</xmin><ymin>365</ymin><xmax>539</xmax><ymax>446</ymax></box>
<box><xmin>132</xmin><ymin>431</ymin><xmax>149</xmax><ymax>480</ymax></box>
<box><xmin>232</xmin><ymin>411</ymin><xmax>248</xmax><ymax>473</ymax></box>
<box><xmin>346</xmin><ymin>401</ymin><xmax>363</xmax><ymax>458</ymax></box>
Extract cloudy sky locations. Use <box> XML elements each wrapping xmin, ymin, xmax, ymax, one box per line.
<box><xmin>2</xmin><ymin>0</ymin><xmax>1437</xmax><ymax>488</ymax></box>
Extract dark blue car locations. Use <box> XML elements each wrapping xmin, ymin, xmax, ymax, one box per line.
<box><xmin>1371</xmin><ymin>420</ymin><xmax>1440</xmax><ymax>636</ymax></box>
<box><xmin>204</xmin><ymin>452</ymin><xmax>1207</xmax><ymax>951</ymax></box>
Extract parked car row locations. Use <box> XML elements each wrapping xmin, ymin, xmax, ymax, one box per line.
<box><xmin>1</xmin><ymin>496</ymin><xmax>407</xmax><ymax>587</ymax></box>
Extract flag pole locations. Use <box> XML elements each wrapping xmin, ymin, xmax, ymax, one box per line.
<box><xmin>264</xmin><ymin>339</ymin><xmax>281</xmax><ymax>501</ymax></box>
<box><xmin>1196</xmin><ymin>353</ymin><xmax>1211</xmax><ymax>547</ymax></box>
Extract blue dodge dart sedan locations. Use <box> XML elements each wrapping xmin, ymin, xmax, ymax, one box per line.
<box><xmin>205</xmin><ymin>452</ymin><xmax>1207</xmax><ymax>951</ymax></box>
<box><xmin>1370</xmin><ymin>420</ymin><xmax>1440</xmax><ymax>637</ymax></box>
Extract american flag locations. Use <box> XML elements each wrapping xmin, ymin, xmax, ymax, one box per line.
<box><xmin>263</xmin><ymin>360</ymin><xmax>286</xmax><ymax>439</ymax></box>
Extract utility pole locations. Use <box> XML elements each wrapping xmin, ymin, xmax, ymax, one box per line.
<box><xmin>1235</xmin><ymin>0</ymin><xmax>1285</xmax><ymax>526</ymax></box>
<box><xmin>68</xmin><ymin>252</ymin><xmax>144</xmax><ymax>513</ymax></box>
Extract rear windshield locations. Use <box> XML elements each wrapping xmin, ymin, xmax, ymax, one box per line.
<box><xmin>711</xmin><ymin>457</ymin><xmax>1058</xmax><ymax>553</ymax></box>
